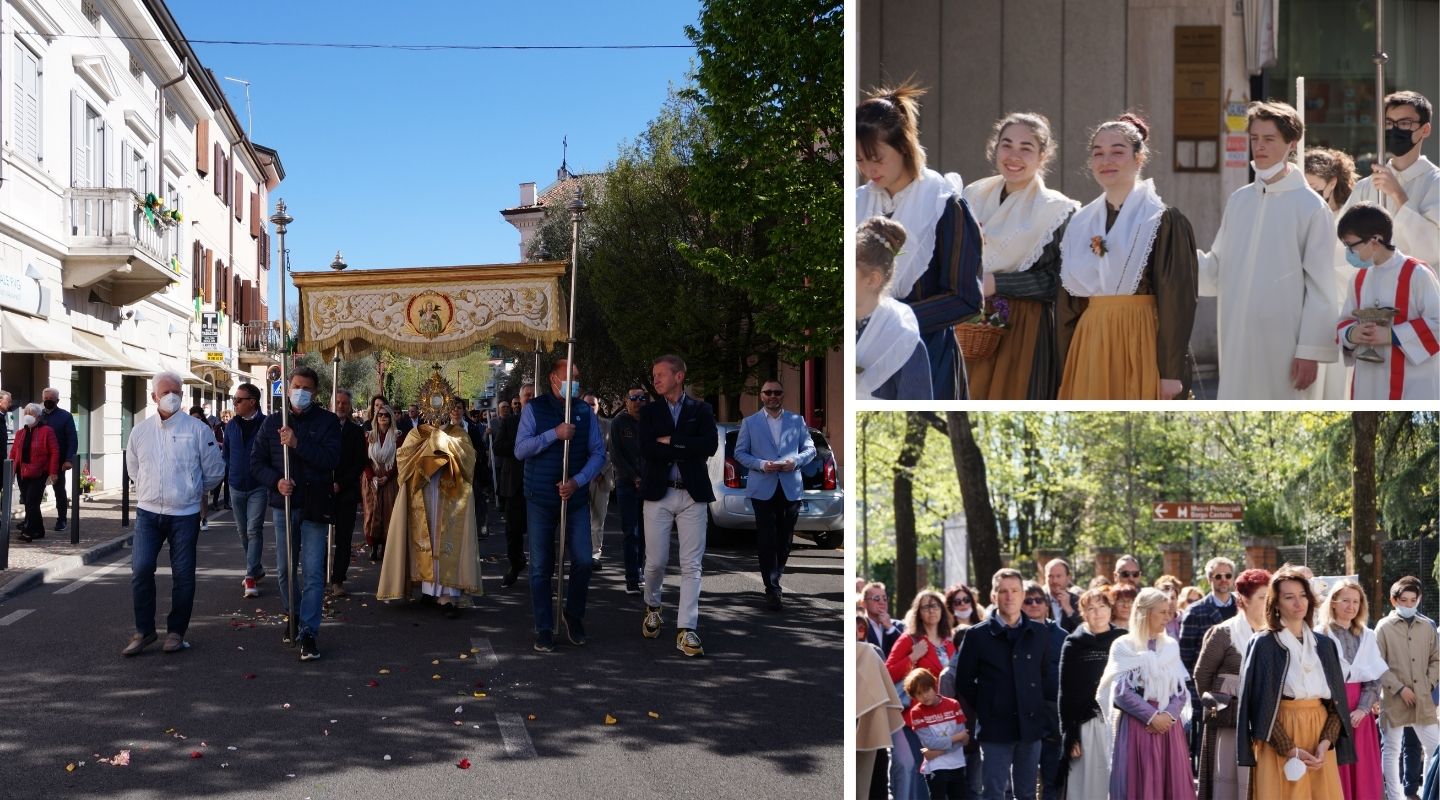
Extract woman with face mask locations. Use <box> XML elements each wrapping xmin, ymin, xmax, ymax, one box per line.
<box><xmin>8</xmin><ymin>402</ymin><xmax>59</xmax><ymax>542</ymax></box>
<box><xmin>1057</xmin><ymin>112</ymin><xmax>1199</xmax><ymax>400</ymax></box>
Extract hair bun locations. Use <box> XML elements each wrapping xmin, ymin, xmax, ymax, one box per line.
<box><xmin>862</xmin><ymin>216</ymin><xmax>907</xmax><ymax>252</ymax></box>
<box><xmin>1118</xmin><ymin>113</ymin><xmax>1150</xmax><ymax>142</ymax></box>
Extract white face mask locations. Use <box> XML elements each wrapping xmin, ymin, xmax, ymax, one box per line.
<box><xmin>19</xmin><ymin>414</ymin><xmax>35</xmax><ymax>428</ymax></box>
<box><xmin>158</xmin><ymin>393</ymin><xmax>182</xmax><ymax>415</ymax></box>
<box><xmin>1252</xmin><ymin>159</ymin><xmax>1287</xmax><ymax>181</ymax></box>
<box><xmin>953</xmin><ymin>607</ymin><xmax>974</xmax><ymax>621</ymax></box>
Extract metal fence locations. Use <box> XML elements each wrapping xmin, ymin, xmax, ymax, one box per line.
<box><xmin>1278</xmin><ymin>535</ymin><xmax>1439</xmax><ymax>622</ymax></box>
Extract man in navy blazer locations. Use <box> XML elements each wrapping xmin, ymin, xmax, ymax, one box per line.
<box><xmin>733</xmin><ymin>379</ymin><xmax>815</xmax><ymax>611</ymax></box>
<box><xmin>40</xmin><ymin>387</ymin><xmax>78</xmax><ymax>531</ymax></box>
<box><xmin>638</xmin><ymin>354</ymin><xmax>718</xmax><ymax>657</ymax></box>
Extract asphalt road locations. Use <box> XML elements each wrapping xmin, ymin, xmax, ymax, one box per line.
<box><xmin>0</xmin><ymin>501</ymin><xmax>844</xmax><ymax>799</ymax></box>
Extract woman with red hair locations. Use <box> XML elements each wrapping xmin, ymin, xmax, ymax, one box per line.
<box><xmin>1194</xmin><ymin>568</ymin><xmax>1271</xmax><ymax>800</ymax></box>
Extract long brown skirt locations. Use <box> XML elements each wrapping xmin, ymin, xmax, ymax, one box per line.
<box><xmin>965</xmin><ymin>296</ymin><xmax>1059</xmax><ymax>399</ymax></box>
<box><xmin>1058</xmin><ymin>294</ymin><xmax>1160</xmax><ymax>400</ymax></box>
<box><xmin>1250</xmin><ymin>698</ymin><xmax>1343</xmax><ymax>800</ymax></box>
<box><xmin>361</xmin><ymin>476</ymin><xmax>398</xmax><ymax>547</ymax></box>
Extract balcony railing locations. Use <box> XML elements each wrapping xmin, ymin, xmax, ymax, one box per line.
<box><xmin>240</xmin><ymin>320</ymin><xmax>284</xmax><ymax>354</ymax></box>
<box><xmin>68</xmin><ymin>187</ymin><xmax>176</xmax><ymax>267</ymax></box>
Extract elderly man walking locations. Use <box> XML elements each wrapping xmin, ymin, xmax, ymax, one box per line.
<box><xmin>733</xmin><ymin>379</ymin><xmax>814</xmax><ymax>611</ymax></box>
<box><xmin>122</xmin><ymin>371</ymin><xmax>226</xmax><ymax>656</ymax></box>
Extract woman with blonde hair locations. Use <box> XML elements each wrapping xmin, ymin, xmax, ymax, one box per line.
<box><xmin>1095</xmin><ymin>586</ymin><xmax>1196</xmax><ymax>799</ymax></box>
<box><xmin>1316</xmin><ymin>578</ymin><xmax>1385</xmax><ymax>800</ymax></box>
<box><xmin>856</xmin><ymin>82</ymin><xmax>984</xmax><ymax>400</ymax></box>
<box><xmin>1057</xmin><ymin>113</ymin><xmax>1198</xmax><ymax>400</ymax></box>
<box><xmin>961</xmin><ymin>112</ymin><xmax>1080</xmax><ymax>399</ymax></box>
<box><xmin>1178</xmin><ymin>585</ymin><xmax>1204</xmax><ymax>616</ymax></box>
<box><xmin>857</xmin><ymin>216</ymin><xmax>932</xmax><ymax>400</ymax></box>
<box><xmin>361</xmin><ymin>401</ymin><xmax>399</xmax><ymax>563</ymax></box>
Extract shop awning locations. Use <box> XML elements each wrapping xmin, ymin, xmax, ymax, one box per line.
<box><xmin>71</xmin><ymin>330</ymin><xmax>152</xmax><ymax>372</ymax></box>
<box><xmin>0</xmin><ymin>312</ymin><xmax>102</xmax><ymax>360</ymax></box>
<box><xmin>119</xmin><ymin>345</ymin><xmax>208</xmax><ymax>385</ymax></box>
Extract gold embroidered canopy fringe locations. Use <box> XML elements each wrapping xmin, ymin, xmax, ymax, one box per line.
<box><xmin>291</xmin><ymin>261</ymin><xmax>567</xmax><ymax>359</ymax></box>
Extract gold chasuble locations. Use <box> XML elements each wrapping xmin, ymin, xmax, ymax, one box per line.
<box><xmin>376</xmin><ymin>424</ymin><xmax>483</xmax><ymax>603</ymax></box>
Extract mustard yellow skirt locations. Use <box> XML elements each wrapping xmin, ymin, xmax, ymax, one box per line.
<box><xmin>1058</xmin><ymin>295</ymin><xmax>1159</xmax><ymax>400</ymax></box>
<box><xmin>1250</xmin><ymin>698</ymin><xmax>1343</xmax><ymax>800</ymax></box>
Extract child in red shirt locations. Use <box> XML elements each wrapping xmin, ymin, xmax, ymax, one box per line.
<box><xmin>903</xmin><ymin>668</ymin><xmax>969</xmax><ymax>799</ymax></box>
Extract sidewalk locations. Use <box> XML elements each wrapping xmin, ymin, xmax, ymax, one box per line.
<box><xmin>0</xmin><ymin>489</ymin><xmax>137</xmax><ymax>601</ymax></box>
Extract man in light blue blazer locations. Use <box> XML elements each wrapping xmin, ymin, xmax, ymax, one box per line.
<box><xmin>733</xmin><ymin>379</ymin><xmax>815</xmax><ymax>611</ymax></box>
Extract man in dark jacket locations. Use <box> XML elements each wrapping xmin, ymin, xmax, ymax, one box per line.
<box><xmin>609</xmin><ymin>384</ymin><xmax>647</xmax><ymax>595</ymax></box>
<box><xmin>638</xmin><ymin>354</ymin><xmax>718</xmax><ymax>658</ymax></box>
<box><xmin>39</xmin><ymin>387</ymin><xmax>77</xmax><ymax>531</ymax></box>
<box><xmin>328</xmin><ymin>389</ymin><xmax>367</xmax><ymax>597</ymax></box>
<box><xmin>494</xmin><ymin>384</ymin><xmax>533</xmax><ymax>587</ymax></box>
<box><xmin>250</xmin><ymin>366</ymin><xmax>340</xmax><ymax>662</ymax></box>
<box><xmin>953</xmin><ymin>567</ymin><xmax>1060</xmax><ymax>800</ymax></box>
<box><xmin>223</xmin><ymin>383</ymin><xmax>267</xmax><ymax>598</ymax></box>
<box><xmin>449</xmin><ymin>399</ymin><xmax>488</xmax><ymax>540</ymax></box>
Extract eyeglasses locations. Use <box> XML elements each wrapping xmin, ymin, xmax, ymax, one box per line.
<box><xmin>1023</xmin><ymin>597</ymin><xmax>1048</xmax><ymax>606</ymax></box>
<box><xmin>1384</xmin><ymin>118</ymin><xmax>1423</xmax><ymax>132</ymax></box>
<box><xmin>761</xmin><ymin>390</ymin><xmax>783</xmax><ymax>396</ymax></box>
<box><xmin>378</xmin><ymin>413</ymin><xmax>391</xmax><ymax>418</ymax></box>
<box><xmin>1118</xmin><ymin>570</ymin><xmax>1140</xmax><ymax>578</ymax></box>
<box><xmin>919</xmin><ymin>603</ymin><xmax>943</xmax><ymax>612</ymax></box>
<box><xmin>1211</xmin><ymin>573</ymin><xmax>1233</xmax><ymax>581</ymax></box>
<box><xmin>627</xmin><ymin>394</ymin><xmax>648</xmax><ymax>402</ymax></box>
<box><xmin>233</xmin><ymin>395</ymin><xmax>255</xmax><ymax>402</ymax></box>
<box><xmin>1341</xmin><ymin>237</ymin><xmax>1374</xmax><ymax>253</ymax></box>
<box><xmin>952</xmin><ymin>597</ymin><xmax>973</xmax><ymax>607</ymax></box>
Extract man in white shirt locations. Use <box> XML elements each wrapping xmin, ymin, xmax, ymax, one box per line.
<box><xmin>1199</xmin><ymin>100</ymin><xmax>1339</xmax><ymax>399</ymax></box>
<box><xmin>1344</xmin><ymin>91</ymin><xmax>1440</xmax><ymax>270</ymax></box>
<box><xmin>121</xmin><ymin>370</ymin><xmax>226</xmax><ymax>657</ymax></box>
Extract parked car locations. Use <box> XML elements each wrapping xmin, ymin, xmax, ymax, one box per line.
<box><xmin>704</xmin><ymin>422</ymin><xmax>844</xmax><ymax>549</ymax></box>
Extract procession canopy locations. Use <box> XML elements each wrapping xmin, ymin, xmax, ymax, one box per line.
<box><xmin>291</xmin><ymin>261</ymin><xmax>567</xmax><ymax>359</ymax></box>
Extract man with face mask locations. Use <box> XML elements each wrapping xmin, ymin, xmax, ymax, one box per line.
<box><xmin>514</xmin><ymin>359</ymin><xmax>606</xmax><ymax>652</ymax></box>
<box><xmin>1343</xmin><ymin>91</ymin><xmax>1440</xmax><ymax>270</ymax></box>
<box><xmin>8</xmin><ymin>402</ymin><xmax>58</xmax><ymax>543</ymax></box>
<box><xmin>121</xmin><ymin>372</ymin><xmax>226</xmax><ymax>656</ymax></box>
<box><xmin>1198</xmin><ymin>100</ymin><xmax>1340</xmax><ymax>400</ymax></box>
<box><xmin>38</xmin><ymin>387</ymin><xmax>78</xmax><ymax>531</ymax></box>
<box><xmin>250</xmin><ymin>366</ymin><xmax>341</xmax><ymax>662</ymax></box>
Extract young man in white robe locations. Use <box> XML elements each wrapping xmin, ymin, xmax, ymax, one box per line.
<box><xmin>1198</xmin><ymin>101</ymin><xmax>1339</xmax><ymax>400</ymax></box>
<box><xmin>1335</xmin><ymin>203</ymin><xmax>1440</xmax><ymax>399</ymax></box>
<box><xmin>1342</xmin><ymin>91</ymin><xmax>1440</xmax><ymax>270</ymax></box>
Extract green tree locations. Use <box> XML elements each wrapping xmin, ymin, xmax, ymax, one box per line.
<box><xmin>682</xmin><ymin>0</ymin><xmax>842</xmax><ymax>361</ymax></box>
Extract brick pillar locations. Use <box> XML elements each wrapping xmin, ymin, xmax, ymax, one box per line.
<box><xmin>1034</xmin><ymin>548</ymin><xmax>1066</xmax><ymax>580</ymax></box>
<box><xmin>1093</xmin><ymin>547</ymin><xmax>1123</xmax><ymax>581</ymax></box>
<box><xmin>1160</xmin><ymin>542</ymin><xmax>1194</xmax><ymax>585</ymax></box>
<box><xmin>1243</xmin><ymin>537</ymin><xmax>1280</xmax><ymax>572</ymax></box>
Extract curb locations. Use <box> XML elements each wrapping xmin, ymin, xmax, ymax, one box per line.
<box><xmin>0</xmin><ymin>532</ymin><xmax>133</xmax><ymax>604</ymax></box>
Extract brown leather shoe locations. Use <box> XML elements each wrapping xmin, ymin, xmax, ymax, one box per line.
<box><xmin>121</xmin><ymin>632</ymin><xmax>157</xmax><ymax>657</ymax></box>
<box><xmin>161</xmin><ymin>632</ymin><xmax>188</xmax><ymax>653</ymax></box>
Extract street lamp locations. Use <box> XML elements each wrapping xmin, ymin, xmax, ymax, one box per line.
<box><xmin>553</xmin><ymin>186</ymin><xmax>587</xmax><ymax>633</ymax></box>
<box><xmin>268</xmin><ymin>198</ymin><xmax>298</xmax><ymax>646</ymax></box>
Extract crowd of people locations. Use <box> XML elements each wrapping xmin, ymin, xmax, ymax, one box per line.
<box><xmin>856</xmin><ymin>557</ymin><xmax>1440</xmax><ymax>800</ymax></box>
<box><xmin>855</xmin><ymin>86</ymin><xmax>1439</xmax><ymax>401</ymax></box>
<box><xmin>13</xmin><ymin>354</ymin><xmax>815</xmax><ymax>663</ymax></box>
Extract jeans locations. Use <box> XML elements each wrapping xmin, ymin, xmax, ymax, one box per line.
<box><xmin>272</xmin><ymin>507</ymin><xmax>328</xmax><ymax>638</ymax></box>
<box><xmin>980</xmin><ymin>738</ymin><xmax>1042</xmax><ymax>800</ymax></box>
<box><xmin>1038</xmin><ymin>736</ymin><xmax>1061</xmax><ymax>800</ymax></box>
<box><xmin>642</xmin><ymin>488</ymin><xmax>707</xmax><ymax>630</ymax></box>
<box><xmin>615</xmin><ymin>481</ymin><xmax>645</xmax><ymax>587</ymax></box>
<box><xmin>1386</xmin><ymin>722</ymin><xmax>1440</xmax><ymax>800</ymax></box>
<box><xmin>130</xmin><ymin>509</ymin><xmax>200</xmax><ymax>637</ymax></box>
<box><xmin>231</xmin><ymin>485</ymin><xmax>268</xmax><ymax>579</ymax></box>
<box><xmin>750</xmin><ymin>484</ymin><xmax>798</xmax><ymax>592</ymax></box>
<box><xmin>526</xmin><ymin>499</ymin><xmax>593</xmax><ymax>634</ymax></box>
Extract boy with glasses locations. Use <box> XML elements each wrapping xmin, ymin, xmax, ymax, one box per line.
<box><xmin>1343</xmin><ymin>91</ymin><xmax>1439</xmax><ymax>269</ymax></box>
<box><xmin>222</xmin><ymin>383</ymin><xmax>268</xmax><ymax>598</ymax></box>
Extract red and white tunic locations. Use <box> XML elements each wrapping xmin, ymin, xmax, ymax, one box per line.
<box><xmin>1338</xmin><ymin>250</ymin><xmax>1440</xmax><ymax>399</ymax></box>
<box><xmin>905</xmin><ymin>696</ymin><xmax>968</xmax><ymax>773</ymax></box>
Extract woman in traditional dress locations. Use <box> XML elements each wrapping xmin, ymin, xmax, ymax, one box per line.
<box><xmin>1316</xmin><ymin>577</ymin><xmax>1385</xmax><ymax>800</ymax></box>
<box><xmin>1194</xmin><ymin>567</ymin><xmax>1271</xmax><ymax>800</ymax></box>
<box><xmin>1058</xmin><ymin>587</ymin><xmax>1126</xmax><ymax>799</ymax></box>
<box><xmin>1236</xmin><ymin>565</ymin><xmax>1354</xmax><ymax>800</ymax></box>
<box><xmin>856</xmin><ymin>216</ymin><xmax>932</xmax><ymax>400</ymax></box>
<box><xmin>361</xmin><ymin>402</ymin><xmax>399</xmax><ymax>563</ymax></box>
<box><xmin>962</xmin><ymin>112</ymin><xmax>1079</xmax><ymax>399</ymax></box>
<box><xmin>1057</xmin><ymin>113</ymin><xmax>1198</xmax><ymax>400</ymax></box>
<box><xmin>1305</xmin><ymin>147</ymin><xmax>1361</xmax><ymax>400</ymax></box>
<box><xmin>1095</xmin><ymin>587</ymin><xmax>1196</xmax><ymax>799</ymax></box>
<box><xmin>856</xmin><ymin>82</ymin><xmax>984</xmax><ymax>400</ymax></box>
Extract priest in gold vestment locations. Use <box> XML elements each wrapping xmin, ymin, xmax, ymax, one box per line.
<box><xmin>376</xmin><ymin>422</ymin><xmax>483</xmax><ymax>611</ymax></box>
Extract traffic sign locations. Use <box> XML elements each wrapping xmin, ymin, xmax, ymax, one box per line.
<box><xmin>272</xmin><ymin>379</ymin><xmax>284</xmax><ymax>397</ymax></box>
<box><xmin>1152</xmin><ymin>502</ymin><xmax>1244</xmax><ymax>522</ymax></box>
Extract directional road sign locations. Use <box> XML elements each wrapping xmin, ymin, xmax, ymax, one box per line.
<box><xmin>1152</xmin><ymin>502</ymin><xmax>1244</xmax><ymax>522</ymax></box>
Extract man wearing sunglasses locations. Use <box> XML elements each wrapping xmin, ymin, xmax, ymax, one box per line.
<box><xmin>609</xmin><ymin>384</ymin><xmax>648</xmax><ymax>595</ymax></box>
<box><xmin>733</xmin><ymin>379</ymin><xmax>815</xmax><ymax>611</ymax></box>
<box><xmin>1178</xmin><ymin>556</ymin><xmax>1238</xmax><ymax>675</ymax></box>
<box><xmin>222</xmin><ymin>383</ymin><xmax>268</xmax><ymax>599</ymax></box>
<box><xmin>1113</xmin><ymin>554</ymin><xmax>1143</xmax><ymax>590</ymax></box>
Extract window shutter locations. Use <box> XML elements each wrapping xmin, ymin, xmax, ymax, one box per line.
<box><xmin>121</xmin><ymin>142</ymin><xmax>136</xmax><ymax>194</ymax></box>
<box><xmin>249</xmin><ymin>192</ymin><xmax>260</xmax><ymax>237</ymax></box>
<box><xmin>251</xmin><ymin>282</ymin><xmax>262</xmax><ymax>323</ymax></box>
<box><xmin>233</xmin><ymin>274</ymin><xmax>243</xmax><ymax>319</ymax></box>
<box><xmin>102</xmin><ymin>122</ymin><xmax>114</xmax><ymax>187</ymax></box>
<box><xmin>224</xmin><ymin>162</ymin><xmax>233</xmax><ymax>210</ymax></box>
<box><xmin>195</xmin><ymin>119</ymin><xmax>209</xmax><ymax>175</ymax></box>
<box><xmin>260</xmin><ymin>230</ymin><xmax>269</xmax><ymax>270</ymax></box>
<box><xmin>192</xmin><ymin>241</ymin><xmax>202</xmax><ymax>296</ymax></box>
<box><xmin>203</xmin><ymin>248</ymin><xmax>213</xmax><ymax>303</ymax></box>
<box><xmin>233</xmin><ymin>171</ymin><xmax>243</xmax><ymax>222</ymax></box>
<box><xmin>70</xmin><ymin>92</ymin><xmax>87</xmax><ymax>188</ymax></box>
<box><xmin>15</xmin><ymin>43</ymin><xmax>41</xmax><ymax>161</ymax></box>
<box><xmin>213</xmin><ymin>145</ymin><xmax>223</xmax><ymax>196</ymax></box>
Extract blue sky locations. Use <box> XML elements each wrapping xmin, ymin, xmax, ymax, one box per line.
<box><xmin>167</xmin><ymin>1</ymin><xmax>700</xmax><ymax>312</ymax></box>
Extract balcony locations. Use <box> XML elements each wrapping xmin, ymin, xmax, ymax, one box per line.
<box><xmin>238</xmin><ymin>320</ymin><xmax>284</xmax><ymax>366</ymax></box>
<box><xmin>63</xmin><ymin>187</ymin><xmax>180</xmax><ymax>305</ymax></box>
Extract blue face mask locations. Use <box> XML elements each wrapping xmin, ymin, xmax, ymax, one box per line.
<box><xmin>559</xmin><ymin>380</ymin><xmax>581</xmax><ymax>399</ymax></box>
<box><xmin>1397</xmin><ymin>605</ymin><xmax>1419</xmax><ymax>619</ymax></box>
<box><xmin>290</xmin><ymin>388</ymin><xmax>313</xmax><ymax>411</ymax></box>
<box><xmin>1345</xmin><ymin>249</ymin><xmax>1371</xmax><ymax>269</ymax></box>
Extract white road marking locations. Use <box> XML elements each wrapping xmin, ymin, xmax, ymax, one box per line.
<box><xmin>494</xmin><ymin>712</ymin><xmax>536</xmax><ymax>759</ymax></box>
<box><xmin>0</xmin><ymin>609</ymin><xmax>35</xmax><ymax>626</ymax></box>
<box><xmin>469</xmin><ymin>636</ymin><xmax>498</xmax><ymax>669</ymax></box>
<box><xmin>54</xmin><ymin>562</ymin><xmax>124</xmax><ymax>595</ymax></box>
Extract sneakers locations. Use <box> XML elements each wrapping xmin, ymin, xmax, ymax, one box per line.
<box><xmin>200</xmin><ymin>518</ymin><xmax>209</xmax><ymax>531</ymax></box>
<box><xmin>625</xmin><ymin>582</ymin><xmax>642</xmax><ymax>596</ymax></box>
<box><xmin>534</xmin><ymin>629</ymin><xmax>555</xmax><ymax>652</ymax></box>
<box><xmin>121</xmin><ymin>632</ymin><xmax>157</xmax><ymax>657</ymax></box>
<box><xmin>676</xmin><ymin>629</ymin><xmax>704</xmax><ymax>657</ymax></box>
<box><xmin>642</xmin><ymin>606</ymin><xmax>663</xmax><ymax>638</ymax></box>
<box><xmin>298</xmin><ymin>634</ymin><xmax>320</xmax><ymax>661</ymax></box>
<box><xmin>242</xmin><ymin>577</ymin><xmax>259</xmax><ymax>598</ymax></box>
<box><xmin>562</xmin><ymin>613</ymin><xmax>587</xmax><ymax>646</ymax></box>
<box><xmin>55</xmin><ymin>519</ymin><xmax>67</xmax><ymax>532</ymax></box>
